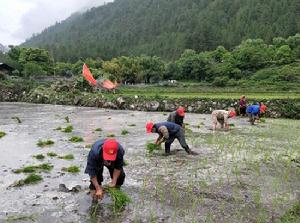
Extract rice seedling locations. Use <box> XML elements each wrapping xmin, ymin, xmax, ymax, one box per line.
<box><xmin>229</xmin><ymin>123</ymin><xmax>235</xmax><ymax>127</ymax></box>
<box><xmin>146</xmin><ymin>143</ymin><xmax>161</xmax><ymax>153</ymax></box>
<box><xmin>63</xmin><ymin>125</ymin><xmax>73</xmax><ymax>133</ymax></box>
<box><xmin>69</xmin><ymin>136</ymin><xmax>84</xmax><ymax>142</ymax></box>
<box><xmin>12</xmin><ymin>174</ymin><xmax>43</xmax><ymax>187</ymax></box>
<box><xmin>13</xmin><ymin>163</ymin><xmax>53</xmax><ymax>174</ymax></box>
<box><xmin>64</xmin><ymin>116</ymin><xmax>70</xmax><ymax>123</ymax></box>
<box><xmin>104</xmin><ymin>187</ymin><xmax>131</xmax><ymax>212</ymax></box>
<box><xmin>47</xmin><ymin>152</ymin><xmax>57</xmax><ymax>157</ymax></box>
<box><xmin>33</xmin><ymin>154</ymin><xmax>45</xmax><ymax>160</ymax></box>
<box><xmin>128</xmin><ymin>124</ymin><xmax>136</xmax><ymax>127</ymax></box>
<box><xmin>5</xmin><ymin>215</ymin><xmax>36</xmax><ymax>222</ymax></box>
<box><xmin>121</xmin><ymin>129</ymin><xmax>129</xmax><ymax>135</ymax></box>
<box><xmin>95</xmin><ymin>128</ymin><xmax>102</xmax><ymax>132</ymax></box>
<box><xmin>24</xmin><ymin>174</ymin><xmax>43</xmax><ymax>184</ymax></box>
<box><xmin>37</xmin><ymin>139</ymin><xmax>54</xmax><ymax>147</ymax></box>
<box><xmin>61</xmin><ymin>165</ymin><xmax>80</xmax><ymax>173</ymax></box>
<box><xmin>85</xmin><ymin>144</ymin><xmax>92</xmax><ymax>149</ymax></box>
<box><xmin>260</xmin><ymin>118</ymin><xmax>266</xmax><ymax>123</ymax></box>
<box><xmin>124</xmin><ymin>160</ymin><xmax>129</xmax><ymax>166</ymax></box>
<box><xmin>11</xmin><ymin>116</ymin><xmax>22</xmax><ymax>123</ymax></box>
<box><xmin>54</xmin><ymin>126</ymin><xmax>62</xmax><ymax>131</ymax></box>
<box><xmin>58</xmin><ymin>154</ymin><xmax>74</xmax><ymax>160</ymax></box>
<box><xmin>0</xmin><ymin>131</ymin><xmax>6</xmax><ymax>138</ymax></box>
<box><xmin>107</xmin><ymin>133</ymin><xmax>115</xmax><ymax>137</ymax></box>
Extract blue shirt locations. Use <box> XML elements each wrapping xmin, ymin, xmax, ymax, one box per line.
<box><xmin>246</xmin><ymin>105</ymin><xmax>260</xmax><ymax>115</ymax></box>
<box><xmin>84</xmin><ymin>139</ymin><xmax>125</xmax><ymax>177</ymax></box>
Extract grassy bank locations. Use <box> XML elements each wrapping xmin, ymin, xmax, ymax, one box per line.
<box><xmin>114</xmin><ymin>84</ymin><xmax>300</xmax><ymax>100</ymax></box>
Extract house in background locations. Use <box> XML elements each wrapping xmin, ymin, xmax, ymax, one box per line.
<box><xmin>0</xmin><ymin>62</ymin><xmax>14</xmax><ymax>75</ymax></box>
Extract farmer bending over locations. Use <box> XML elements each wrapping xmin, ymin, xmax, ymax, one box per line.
<box><xmin>146</xmin><ymin>121</ymin><xmax>196</xmax><ymax>155</ymax></box>
<box><xmin>212</xmin><ymin>109</ymin><xmax>236</xmax><ymax>130</ymax></box>
<box><xmin>167</xmin><ymin>107</ymin><xmax>185</xmax><ymax>127</ymax></box>
<box><xmin>85</xmin><ymin>139</ymin><xmax>125</xmax><ymax>200</ymax></box>
<box><xmin>246</xmin><ymin>103</ymin><xmax>260</xmax><ymax>125</ymax></box>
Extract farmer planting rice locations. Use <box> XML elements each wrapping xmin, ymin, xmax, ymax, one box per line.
<box><xmin>146</xmin><ymin>121</ymin><xmax>197</xmax><ymax>155</ymax></box>
<box><xmin>239</xmin><ymin>95</ymin><xmax>247</xmax><ymax>116</ymax></box>
<box><xmin>246</xmin><ymin>103</ymin><xmax>260</xmax><ymax>125</ymax></box>
<box><xmin>85</xmin><ymin>139</ymin><xmax>125</xmax><ymax>200</ymax></box>
<box><xmin>211</xmin><ymin>109</ymin><xmax>236</xmax><ymax>130</ymax></box>
<box><xmin>167</xmin><ymin>106</ymin><xmax>185</xmax><ymax>127</ymax></box>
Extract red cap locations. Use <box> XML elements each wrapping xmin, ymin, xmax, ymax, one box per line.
<box><xmin>177</xmin><ymin>107</ymin><xmax>185</xmax><ymax>117</ymax></box>
<box><xmin>229</xmin><ymin>110</ymin><xmax>236</xmax><ymax>118</ymax></box>
<box><xmin>260</xmin><ymin>104</ymin><xmax>267</xmax><ymax>113</ymax></box>
<box><xmin>146</xmin><ymin>122</ymin><xmax>154</xmax><ymax>133</ymax></box>
<box><xmin>103</xmin><ymin>139</ymin><xmax>118</xmax><ymax>161</ymax></box>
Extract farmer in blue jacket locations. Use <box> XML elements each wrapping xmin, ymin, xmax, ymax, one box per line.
<box><xmin>246</xmin><ymin>103</ymin><xmax>260</xmax><ymax>125</ymax></box>
<box><xmin>146</xmin><ymin>121</ymin><xmax>197</xmax><ymax>155</ymax></box>
<box><xmin>85</xmin><ymin>139</ymin><xmax>125</xmax><ymax>200</ymax></box>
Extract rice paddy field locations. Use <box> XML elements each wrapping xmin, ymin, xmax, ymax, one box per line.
<box><xmin>0</xmin><ymin>102</ymin><xmax>299</xmax><ymax>223</ymax></box>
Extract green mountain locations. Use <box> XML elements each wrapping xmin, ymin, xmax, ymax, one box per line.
<box><xmin>23</xmin><ymin>0</ymin><xmax>300</xmax><ymax>62</ymax></box>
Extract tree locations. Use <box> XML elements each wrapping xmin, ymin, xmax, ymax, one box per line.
<box><xmin>232</xmin><ymin>39</ymin><xmax>274</xmax><ymax>70</ymax></box>
<box><xmin>275</xmin><ymin>45</ymin><xmax>295</xmax><ymax>64</ymax></box>
<box><xmin>137</xmin><ymin>55</ymin><xmax>165</xmax><ymax>83</ymax></box>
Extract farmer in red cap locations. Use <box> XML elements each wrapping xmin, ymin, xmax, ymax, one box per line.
<box><xmin>167</xmin><ymin>107</ymin><xmax>185</xmax><ymax>127</ymax></box>
<box><xmin>146</xmin><ymin>121</ymin><xmax>197</xmax><ymax>155</ymax></box>
<box><xmin>211</xmin><ymin>109</ymin><xmax>236</xmax><ymax>130</ymax></box>
<box><xmin>85</xmin><ymin>139</ymin><xmax>125</xmax><ymax>200</ymax></box>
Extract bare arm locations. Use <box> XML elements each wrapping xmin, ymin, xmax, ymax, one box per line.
<box><xmin>91</xmin><ymin>176</ymin><xmax>103</xmax><ymax>199</ymax></box>
<box><xmin>156</xmin><ymin>126</ymin><xmax>169</xmax><ymax>145</ymax></box>
<box><xmin>109</xmin><ymin>169</ymin><xmax>121</xmax><ymax>187</ymax></box>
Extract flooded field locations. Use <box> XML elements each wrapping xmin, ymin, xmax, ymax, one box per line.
<box><xmin>0</xmin><ymin>102</ymin><xmax>299</xmax><ymax>223</ymax></box>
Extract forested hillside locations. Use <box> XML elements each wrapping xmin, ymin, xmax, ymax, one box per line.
<box><xmin>23</xmin><ymin>0</ymin><xmax>300</xmax><ymax>62</ymax></box>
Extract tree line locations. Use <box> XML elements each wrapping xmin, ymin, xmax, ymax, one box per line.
<box><xmin>1</xmin><ymin>33</ymin><xmax>299</xmax><ymax>88</ymax></box>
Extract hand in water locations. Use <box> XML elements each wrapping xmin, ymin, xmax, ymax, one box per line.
<box><xmin>93</xmin><ymin>188</ymin><xmax>104</xmax><ymax>200</ymax></box>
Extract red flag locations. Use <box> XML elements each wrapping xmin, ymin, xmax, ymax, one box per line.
<box><xmin>102</xmin><ymin>79</ymin><xmax>118</xmax><ymax>90</ymax></box>
<box><xmin>82</xmin><ymin>64</ymin><xmax>97</xmax><ymax>86</ymax></box>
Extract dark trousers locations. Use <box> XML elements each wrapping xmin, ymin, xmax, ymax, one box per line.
<box><xmin>248</xmin><ymin>113</ymin><xmax>259</xmax><ymax>125</ymax></box>
<box><xmin>89</xmin><ymin>166</ymin><xmax>125</xmax><ymax>190</ymax></box>
<box><xmin>240</xmin><ymin>106</ymin><xmax>246</xmax><ymax>116</ymax></box>
<box><xmin>165</xmin><ymin>128</ymin><xmax>190</xmax><ymax>154</ymax></box>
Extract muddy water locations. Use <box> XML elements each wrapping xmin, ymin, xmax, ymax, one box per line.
<box><xmin>0</xmin><ymin>102</ymin><xmax>299</xmax><ymax>223</ymax></box>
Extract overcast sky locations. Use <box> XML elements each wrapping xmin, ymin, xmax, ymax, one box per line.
<box><xmin>0</xmin><ymin>0</ymin><xmax>113</xmax><ymax>46</ymax></box>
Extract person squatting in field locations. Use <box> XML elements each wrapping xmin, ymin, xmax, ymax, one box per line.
<box><xmin>167</xmin><ymin>107</ymin><xmax>185</xmax><ymax>127</ymax></box>
<box><xmin>85</xmin><ymin>139</ymin><xmax>125</xmax><ymax>200</ymax></box>
<box><xmin>146</xmin><ymin>121</ymin><xmax>197</xmax><ymax>155</ymax></box>
<box><xmin>246</xmin><ymin>103</ymin><xmax>261</xmax><ymax>125</ymax></box>
<box><xmin>211</xmin><ymin>109</ymin><xmax>236</xmax><ymax>130</ymax></box>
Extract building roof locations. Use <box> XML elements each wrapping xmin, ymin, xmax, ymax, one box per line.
<box><xmin>0</xmin><ymin>62</ymin><xmax>14</xmax><ymax>71</ymax></box>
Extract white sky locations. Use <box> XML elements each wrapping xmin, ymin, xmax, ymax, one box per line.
<box><xmin>0</xmin><ymin>0</ymin><xmax>113</xmax><ymax>46</ymax></box>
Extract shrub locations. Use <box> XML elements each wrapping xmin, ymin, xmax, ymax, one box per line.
<box><xmin>212</xmin><ymin>76</ymin><xmax>229</xmax><ymax>87</ymax></box>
